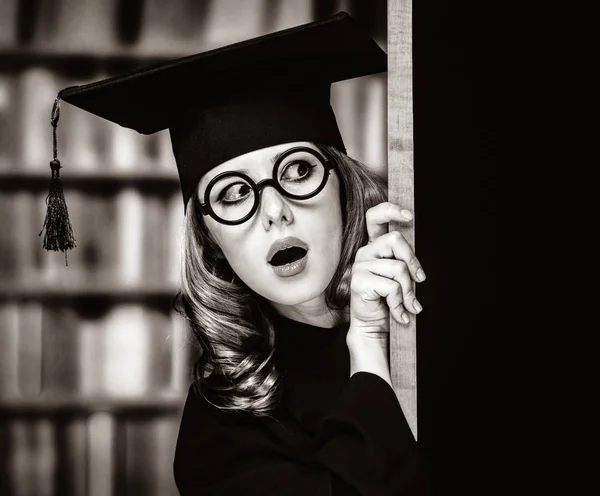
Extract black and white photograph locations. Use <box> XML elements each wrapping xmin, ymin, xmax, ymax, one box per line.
<box><xmin>1</xmin><ymin>1</ymin><xmax>497</xmax><ymax>495</ymax></box>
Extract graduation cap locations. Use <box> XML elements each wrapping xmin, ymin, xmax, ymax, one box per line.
<box><xmin>39</xmin><ymin>11</ymin><xmax>387</xmax><ymax>258</ymax></box>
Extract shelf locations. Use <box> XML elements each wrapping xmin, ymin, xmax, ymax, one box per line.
<box><xmin>0</xmin><ymin>168</ymin><xmax>180</xmax><ymax>190</ymax></box>
<box><xmin>0</xmin><ymin>47</ymin><xmax>196</xmax><ymax>73</ymax></box>
<box><xmin>0</xmin><ymin>281</ymin><xmax>179</xmax><ymax>301</ymax></box>
<box><xmin>0</xmin><ymin>393</ymin><xmax>186</xmax><ymax>416</ymax></box>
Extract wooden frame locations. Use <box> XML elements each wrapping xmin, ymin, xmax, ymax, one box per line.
<box><xmin>388</xmin><ymin>0</ymin><xmax>418</xmax><ymax>439</ymax></box>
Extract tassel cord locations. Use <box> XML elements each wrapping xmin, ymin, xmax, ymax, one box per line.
<box><xmin>39</xmin><ymin>96</ymin><xmax>76</xmax><ymax>265</ymax></box>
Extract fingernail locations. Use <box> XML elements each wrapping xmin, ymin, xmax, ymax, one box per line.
<box><xmin>401</xmin><ymin>312</ymin><xmax>410</xmax><ymax>324</ymax></box>
<box><xmin>413</xmin><ymin>299</ymin><xmax>423</xmax><ymax>313</ymax></box>
<box><xmin>416</xmin><ymin>268</ymin><xmax>426</xmax><ymax>282</ymax></box>
<box><xmin>401</xmin><ymin>209</ymin><xmax>413</xmax><ymax>220</ymax></box>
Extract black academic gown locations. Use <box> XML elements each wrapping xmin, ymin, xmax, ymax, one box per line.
<box><xmin>173</xmin><ymin>312</ymin><xmax>432</xmax><ymax>495</ymax></box>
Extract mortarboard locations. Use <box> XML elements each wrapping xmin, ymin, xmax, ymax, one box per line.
<box><xmin>39</xmin><ymin>11</ymin><xmax>387</xmax><ymax>257</ymax></box>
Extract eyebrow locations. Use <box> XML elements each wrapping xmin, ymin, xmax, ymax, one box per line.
<box><xmin>270</xmin><ymin>149</ymin><xmax>288</xmax><ymax>165</ymax></box>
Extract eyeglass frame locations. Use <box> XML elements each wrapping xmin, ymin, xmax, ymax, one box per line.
<box><xmin>199</xmin><ymin>146</ymin><xmax>335</xmax><ymax>226</ymax></box>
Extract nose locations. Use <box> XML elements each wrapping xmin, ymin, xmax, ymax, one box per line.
<box><xmin>259</xmin><ymin>185</ymin><xmax>293</xmax><ymax>229</ymax></box>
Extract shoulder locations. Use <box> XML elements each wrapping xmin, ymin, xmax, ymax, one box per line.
<box><xmin>173</xmin><ymin>382</ymin><xmax>275</xmax><ymax>487</ymax></box>
<box><xmin>175</xmin><ymin>382</ymin><xmax>251</xmax><ymax>443</ymax></box>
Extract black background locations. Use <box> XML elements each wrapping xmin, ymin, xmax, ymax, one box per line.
<box><xmin>413</xmin><ymin>1</ymin><xmax>498</xmax><ymax>494</ymax></box>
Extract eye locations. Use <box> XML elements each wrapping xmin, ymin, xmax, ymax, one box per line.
<box><xmin>217</xmin><ymin>182</ymin><xmax>252</xmax><ymax>203</ymax></box>
<box><xmin>280</xmin><ymin>160</ymin><xmax>316</xmax><ymax>182</ymax></box>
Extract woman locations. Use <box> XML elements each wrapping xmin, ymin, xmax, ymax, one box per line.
<box><xmin>173</xmin><ymin>142</ymin><xmax>430</xmax><ymax>495</ymax></box>
<box><xmin>47</xmin><ymin>11</ymin><xmax>431</xmax><ymax>496</ymax></box>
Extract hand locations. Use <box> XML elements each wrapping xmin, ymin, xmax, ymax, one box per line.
<box><xmin>348</xmin><ymin>202</ymin><xmax>426</xmax><ymax>343</ymax></box>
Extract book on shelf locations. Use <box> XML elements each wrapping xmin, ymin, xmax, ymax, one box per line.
<box><xmin>100</xmin><ymin>303</ymin><xmax>173</xmax><ymax>397</ymax></box>
<box><xmin>0</xmin><ymin>191</ymin><xmax>22</xmax><ymax>283</ymax></box>
<box><xmin>33</xmin><ymin>418</ymin><xmax>56</xmax><ymax>496</ymax></box>
<box><xmin>116</xmin><ymin>188</ymin><xmax>173</xmax><ymax>287</ymax></box>
<box><xmin>6</xmin><ymin>419</ymin><xmax>32</xmax><ymax>496</ymax></box>
<box><xmin>0</xmin><ymin>71</ymin><xmax>18</xmax><ymax>170</ymax></box>
<box><xmin>141</xmin><ymin>193</ymin><xmax>168</xmax><ymax>286</ymax></box>
<box><xmin>17</xmin><ymin>301</ymin><xmax>177</xmax><ymax>400</ymax></box>
<box><xmin>19</xmin><ymin>190</ymin><xmax>45</xmax><ymax>279</ymax></box>
<box><xmin>0</xmin><ymin>189</ymin><xmax>45</xmax><ymax>284</ymax></box>
<box><xmin>0</xmin><ymin>301</ymin><xmax>19</xmax><ymax>399</ymax></box>
<box><xmin>202</xmin><ymin>0</ymin><xmax>269</xmax><ymax>48</ymax></box>
<box><xmin>0</xmin><ymin>0</ymin><xmax>18</xmax><ymax>47</ymax></box>
<box><xmin>0</xmin><ymin>416</ymin><xmax>10</xmax><ymax>494</ymax></box>
<box><xmin>270</xmin><ymin>0</ymin><xmax>314</xmax><ymax>32</ymax></box>
<box><xmin>0</xmin><ymin>192</ymin><xmax>16</xmax><ymax>281</ymax></box>
<box><xmin>17</xmin><ymin>301</ymin><xmax>44</xmax><ymax>398</ymax></box>
<box><xmin>1</xmin><ymin>413</ymin><xmax>185</xmax><ymax>496</ymax></box>
<box><xmin>17</xmin><ymin>67</ymin><xmax>61</xmax><ymax>171</ymax></box>
<box><xmin>78</xmin><ymin>303</ymin><xmax>106</xmax><ymax>397</ymax></box>
<box><xmin>55</xmin><ymin>417</ymin><xmax>88</xmax><ymax>496</ymax></box>
<box><xmin>30</xmin><ymin>0</ymin><xmax>119</xmax><ymax>53</ymax></box>
<box><xmin>41</xmin><ymin>303</ymin><xmax>81</xmax><ymax>395</ymax></box>
<box><xmin>115</xmin><ymin>187</ymin><xmax>145</xmax><ymax>286</ymax></box>
<box><xmin>135</xmin><ymin>0</ymin><xmax>208</xmax><ymax>55</ymax></box>
<box><xmin>5</xmin><ymin>300</ymin><xmax>179</xmax><ymax>401</ymax></box>
<box><xmin>5</xmin><ymin>417</ymin><xmax>56</xmax><ymax>496</ymax></box>
<box><xmin>88</xmin><ymin>412</ymin><xmax>115</xmax><ymax>496</ymax></box>
<box><xmin>122</xmin><ymin>415</ymin><xmax>181</xmax><ymax>496</ymax></box>
<box><xmin>87</xmin><ymin>191</ymin><xmax>119</xmax><ymax>285</ymax></box>
<box><xmin>82</xmin><ymin>302</ymin><xmax>140</xmax><ymax>397</ymax></box>
<box><xmin>108</xmin><ymin>121</ymin><xmax>147</xmax><ymax>172</ymax></box>
<box><xmin>144</xmin><ymin>304</ymin><xmax>176</xmax><ymax>393</ymax></box>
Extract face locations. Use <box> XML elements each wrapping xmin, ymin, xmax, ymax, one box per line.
<box><xmin>197</xmin><ymin>142</ymin><xmax>343</xmax><ymax>308</ymax></box>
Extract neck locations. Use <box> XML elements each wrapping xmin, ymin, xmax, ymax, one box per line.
<box><xmin>268</xmin><ymin>299</ymin><xmax>349</xmax><ymax>329</ymax></box>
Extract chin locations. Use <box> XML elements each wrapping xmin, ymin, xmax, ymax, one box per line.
<box><xmin>262</xmin><ymin>264</ymin><xmax>334</xmax><ymax>306</ymax></box>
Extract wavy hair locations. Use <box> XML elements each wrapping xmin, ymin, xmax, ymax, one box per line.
<box><xmin>173</xmin><ymin>144</ymin><xmax>388</xmax><ymax>416</ymax></box>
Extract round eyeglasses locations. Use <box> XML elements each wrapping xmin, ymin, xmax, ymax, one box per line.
<box><xmin>200</xmin><ymin>147</ymin><xmax>334</xmax><ymax>225</ymax></box>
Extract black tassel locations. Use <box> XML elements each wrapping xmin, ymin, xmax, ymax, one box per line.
<box><xmin>39</xmin><ymin>97</ymin><xmax>76</xmax><ymax>265</ymax></box>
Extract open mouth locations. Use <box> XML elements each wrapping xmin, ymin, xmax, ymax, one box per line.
<box><xmin>269</xmin><ymin>246</ymin><xmax>308</xmax><ymax>266</ymax></box>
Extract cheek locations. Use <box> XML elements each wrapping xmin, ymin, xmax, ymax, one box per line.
<box><xmin>210</xmin><ymin>224</ymin><xmax>252</xmax><ymax>265</ymax></box>
<box><xmin>209</xmin><ymin>224</ymin><xmax>266</xmax><ymax>287</ymax></box>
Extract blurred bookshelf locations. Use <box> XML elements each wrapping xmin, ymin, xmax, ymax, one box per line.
<box><xmin>0</xmin><ymin>168</ymin><xmax>179</xmax><ymax>184</ymax></box>
<box><xmin>0</xmin><ymin>394</ymin><xmax>185</xmax><ymax>416</ymax></box>
<box><xmin>0</xmin><ymin>0</ymin><xmax>387</xmax><ymax>495</ymax></box>
<box><xmin>0</xmin><ymin>282</ymin><xmax>179</xmax><ymax>300</ymax></box>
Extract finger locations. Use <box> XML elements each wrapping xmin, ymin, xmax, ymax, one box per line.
<box><xmin>365</xmin><ymin>202</ymin><xmax>414</xmax><ymax>243</ymax></box>
<box><xmin>353</xmin><ymin>270</ymin><xmax>408</xmax><ymax>324</ymax></box>
<box><xmin>356</xmin><ymin>231</ymin><xmax>427</xmax><ymax>284</ymax></box>
<box><xmin>359</xmin><ymin>258</ymin><xmax>422</xmax><ymax>315</ymax></box>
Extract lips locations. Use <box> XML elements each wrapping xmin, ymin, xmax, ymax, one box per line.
<box><xmin>267</xmin><ymin>236</ymin><xmax>309</xmax><ymax>265</ymax></box>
